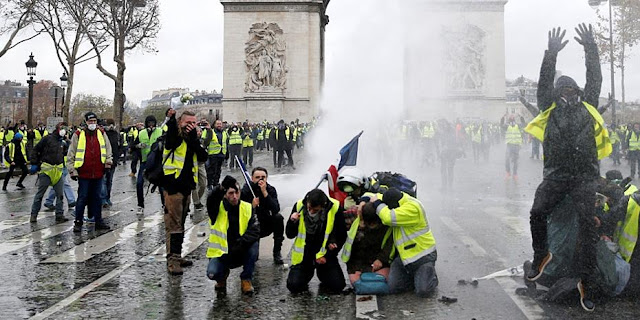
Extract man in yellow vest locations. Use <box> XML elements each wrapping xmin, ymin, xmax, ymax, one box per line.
<box><xmin>161</xmin><ymin>109</ymin><xmax>208</xmax><ymax>275</ymax></box>
<box><xmin>67</xmin><ymin>112</ymin><xmax>113</xmax><ymax>232</ymax></box>
<box><xmin>625</xmin><ymin>122</ymin><xmax>640</xmax><ymax>178</ymax></box>
<box><xmin>128</xmin><ymin>124</ymin><xmax>141</xmax><ymax>177</ymax></box>
<box><xmin>206</xmin><ymin>176</ymin><xmax>260</xmax><ymax>294</ymax></box>
<box><xmin>0</xmin><ymin>127</ymin><xmax>5</xmax><ymax>169</ymax></box>
<box><xmin>286</xmin><ymin>189</ymin><xmax>347</xmax><ymax>293</ymax></box>
<box><xmin>2</xmin><ymin>132</ymin><xmax>28</xmax><ymax>191</ymax></box>
<box><xmin>502</xmin><ymin>115</ymin><xmax>523</xmax><ymax>180</ymax></box>
<box><xmin>206</xmin><ymin>119</ymin><xmax>228</xmax><ymax>188</ymax></box>
<box><xmin>367</xmin><ymin>188</ymin><xmax>438</xmax><ymax>296</ymax></box>
<box><xmin>524</xmin><ymin>24</ymin><xmax>610</xmax><ymax>312</ymax></box>
<box><xmin>134</xmin><ymin>115</ymin><xmax>164</xmax><ymax>215</ymax></box>
<box><xmin>33</xmin><ymin>121</ymin><xmax>49</xmax><ymax>147</ymax></box>
<box><xmin>28</xmin><ymin>122</ymin><xmax>69</xmax><ymax>223</ymax></box>
<box><xmin>227</xmin><ymin>123</ymin><xmax>243</xmax><ymax>171</ymax></box>
<box><xmin>241</xmin><ymin>123</ymin><xmax>254</xmax><ymax>167</ymax></box>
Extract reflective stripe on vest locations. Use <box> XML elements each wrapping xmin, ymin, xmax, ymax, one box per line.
<box><xmin>630</xmin><ymin>132</ymin><xmax>640</xmax><ymax>151</ymax></box>
<box><xmin>162</xmin><ymin>140</ymin><xmax>198</xmax><ymax>184</ymax></box>
<box><xmin>206</xmin><ymin>201</ymin><xmax>252</xmax><ymax>258</ymax></box>
<box><xmin>40</xmin><ymin>162</ymin><xmax>64</xmax><ymax>186</ymax></box>
<box><xmin>208</xmin><ymin>131</ymin><xmax>228</xmax><ymax>155</ymax></box>
<box><xmin>242</xmin><ymin>134</ymin><xmax>254</xmax><ymax>148</ymax></box>
<box><xmin>34</xmin><ymin>130</ymin><xmax>48</xmax><ymax>146</ymax></box>
<box><xmin>505</xmin><ymin>125</ymin><xmax>522</xmax><ymax>145</ymax></box>
<box><xmin>291</xmin><ymin>198</ymin><xmax>339</xmax><ymax>265</ymax></box>
<box><xmin>228</xmin><ymin>130</ymin><xmax>242</xmax><ymax>145</ymax></box>
<box><xmin>74</xmin><ymin>130</ymin><xmax>107</xmax><ymax>168</ymax></box>
<box><xmin>617</xmin><ymin>196</ymin><xmax>640</xmax><ymax>262</ymax></box>
<box><xmin>525</xmin><ymin>101</ymin><xmax>612</xmax><ymax>160</ymax></box>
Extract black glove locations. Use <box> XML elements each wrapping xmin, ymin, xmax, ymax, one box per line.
<box><xmin>71</xmin><ymin>175</ymin><xmax>78</xmax><ymax>181</ymax></box>
<box><xmin>548</xmin><ymin>27</ymin><xmax>568</xmax><ymax>53</ymax></box>
<box><xmin>220</xmin><ymin>175</ymin><xmax>237</xmax><ymax>191</ymax></box>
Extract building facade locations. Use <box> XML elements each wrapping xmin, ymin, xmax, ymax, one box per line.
<box><xmin>0</xmin><ymin>80</ymin><xmax>28</xmax><ymax>126</ymax></box>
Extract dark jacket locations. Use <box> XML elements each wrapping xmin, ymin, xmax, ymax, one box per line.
<box><xmin>207</xmin><ymin>187</ymin><xmax>261</xmax><ymax>255</ymax></box>
<box><xmin>31</xmin><ymin>133</ymin><xmax>65</xmax><ymax>166</ymax></box>
<box><xmin>241</xmin><ymin>182</ymin><xmax>280</xmax><ymax>233</ymax></box>
<box><xmin>4</xmin><ymin>139</ymin><xmax>26</xmax><ymax>165</ymax></box>
<box><xmin>105</xmin><ymin>128</ymin><xmax>120</xmax><ymax>167</ymax></box>
<box><xmin>537</xmin><ymin>41</ymin><xmax>602</xmax><ymax>181</ymax></box>
<box><xmin>162</xmin><ymin>115</ymin><xmax>208</xmax><ymax>194</ymax></box>
<box><xmin>286</xmin><ymin>201</ymin><xmax>347</xmax><ymax>263</ymax></box>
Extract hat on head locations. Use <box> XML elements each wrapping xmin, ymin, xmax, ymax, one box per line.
<box><xmin>84</xmin><ymin>112</ymin><xmax>98</xmax><ymax>121</ymax></box>
<box><xmin>14</xmin><ymin>133</ymin><xmax>23</xmax><ymax>139</ymax></box>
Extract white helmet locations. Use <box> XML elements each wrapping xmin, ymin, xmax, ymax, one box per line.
<box><xmin>337</xmin><ymin>167</ymin><xmax>370</xmax><ymax>192</ymax></box>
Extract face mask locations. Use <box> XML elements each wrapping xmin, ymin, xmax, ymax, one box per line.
<box><xmin>88</xmin><ymin>124</ymin><xmax>97</xmax><ymax>131</ymax></box>
<box><xmin>59</xmin><ymin>129</ymin><xmax>66</xmax><ymax>137</ymax></box>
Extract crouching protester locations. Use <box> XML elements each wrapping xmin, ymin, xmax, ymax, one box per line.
<box><xmin>368</xmin><ymin>188</ymin><xmax>438</xmax><ymax>297</ymax></box>
<box><xmin>286</xmin><ymin>189</ymin><xmax>347</xmax><ymax>294</ymax></box>
<box><xmin>341</xmin><ymin>202</ymin><xmax>393</xmax><ymax>294</ymax></box>
<box><xmin>206</xmin><ymin>176</ymin><xmax>260</xmax><ymax>294</ymax></box>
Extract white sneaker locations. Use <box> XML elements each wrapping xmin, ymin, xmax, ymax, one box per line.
<box><xmin>137</xmin><ymin>207</ymin><xmax>144</xmax><ymax>215</ymax></box>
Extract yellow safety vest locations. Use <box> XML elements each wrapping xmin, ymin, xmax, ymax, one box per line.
<box><xmin>3</xmin><ymin>142</ymin><xmax>27</xmax><ymax>166</ymax></box>
<box><xmin>138</xmin><ymin>128</ymin><xmax>163</xmax><ymax>162</ymax></box>
<box><xmin>422</xmin><ymin>125</ymin><xmax>435</xmax><ymax>138</ymax></box>
<box><xmin>163</xmin><ymin>140</ymin><xmax>198</xmax><ymax>183</ymax></box>
<box><xmin>525</xmin><ymin>102</ymin><xmax>612</xmax><ymax>160</ymax></box>
<box><xmin>242</xmin><ymin>134</ymin><xmax>254</xmax><ymax>148</ymax></box>
<box><xmin>228</xmin><ymin>130</ymin><xmax>242</xmax><ymax>145</ymax></box>
<box><xmin>162</xmin><ymin>124</ymin><xmax>168</xmax><ymax>132</ymax></box>
<box><xmin>472</xmin><ymin>128</ymin><xmax>482</xmax><ymax>143</ymax></box>
<box><xmin>121</xmin><ymin>132</ymin><xmax>128</xmax><ymax>147</ymax></box>
<box><xmin>505</xmin><ymin>125</ymin><xmax>522</xmax><ymax>145</ymax></box>
<box><xmin>257</xmin><ymin>130</ymin><xmax>265</xmax><ymax>141</ymax></box>
<box><xmin>609</xmin><ymin>131</ymin><xmax>620</xmax><ymax>145</ymax></box>
<box><xmin>208</xmin><ymin>130</ymin><xmax>228</xmax><ymax>155</ymax></box>
<box><xmin>34</xmin><ymin>129</ymin><xmax>48</xmax><ymax>146</ymax></box>
<box><xmin>341</xmin><ymin>216</ymin><xmax>392</xmax><ymax>263</ymax></box>
<box><xmin>40</xmin><ymin>162</ymin><xmax>64</xmax><ymax>186</ymax></box>
<box><xmin>275</xmin><ymin>128</ymin><xmax>290</xmax><ymax>141</ymax></box>
<box><xmin>3</xmin><ymin>130</ymin><xmax>12</xmax><ymax>146</ymax></box>
<box><xmin>617</xmin><ymin>196</ymin><xmax>640</xmax><ymax>262</ymax></box>
<box><xmin>292</xmin><ymin>128</ymin><xmax>298</xmax><ymax>142</ymax></box>
<box><xmin>291</xmin><ymin>198</ymin><xmax>339</xmax><ymax>265</ymax></box>
<box><xmin>206</xmin><ymin>200</ymin><xmax>252</xmax><ymax>258</ymax></box>
<box><xmin>0</xmin><ymin>130</ymin><xmax>4</xmax><ymax>143</ymax></box>
<box><xmin>74</xmin><ymin>130</ymin><xmax>107</xmax><ymax>168</ymax></box>
<box><xmin>629</xmin><ymin>132</ymin><xmax>640</xmax><ymax>151</ymax></box>
<box><xmin>377</xmin><ymin>192</ymin><xmax>437</xmax><ymax>266</ymax></box>
<box><xmin>625</xmin><ymin>184</ymin><xmax>639</xmax><ymax>196</ymax></box>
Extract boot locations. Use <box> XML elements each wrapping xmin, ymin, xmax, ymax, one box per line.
<box><xmin>241</xmin><ymin>279</ymin><xmax>254</xmax><ymax>294</ymax></box>
<box><xmin>273</xmin><ymin>237</ymin><xmax>284</xmax><ymax>265</ymax></box>
<box><xmin>55</xmin><ymin>215</ymin><xmax>69</xmax><ymax>223</ymax></box>
<box><xmin>30</xmin><ymin>215</ymin><xmax>38</xmax><ymax>223</ymax></box>
<box><xmin>177</xmin><ymin>257</ymin><xmax>193</xmax><ymax>267</ymax></box>
<box><xmin>215</xmin><ymin>270</ymin><xmax>230</xmax><ymax>291</ymax></box>
<box><xmin>167</xmin><ymin>255</ymin><xmax>183</xmax><ymax>275</ymax></box>
<box><xmin>73</xmin><ymin>221</ymin><xmax>82</xmax><ymax>233</ymax></box>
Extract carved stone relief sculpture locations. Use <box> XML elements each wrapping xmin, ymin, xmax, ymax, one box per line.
<box><xmin>245</xmin><ymin>22</ymin><xmax>288</xmax><ymax>93</ymax></box>
<box><xmin>442</xmin><ymin>24</ymin><xmax>486</xmax><ymax>92</ymax></box>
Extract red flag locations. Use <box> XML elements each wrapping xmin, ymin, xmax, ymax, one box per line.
<box><xmin>327</xmin><ymin>164</ymin><xmax>347</xmax><ymax>205</ymax></box>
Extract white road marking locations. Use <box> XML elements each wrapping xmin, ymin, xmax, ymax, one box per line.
<box><xmin>440</xmin><ymin>216</ymin><xmax>486</xmax><ymax>257</ymax></box>
<box><xmin>0</xmin><ymin>194</ymin><xmax>35</xmax><ymax>206</ymax></box>
<box><xmin>0</xmin><ymin>211</ymin><xmax>121</xmax><ymax>256</ymax></box>
<box><xmin>495</xmin><ymin>277</ymin><xmax>546</xmax><ymax>320</ymax></box>
<box><xmin>29</xmin><ymin>221</ymin><xmax>208</xmax><ymax>319</ymax></box>
<box><xmin>355</xmin><ymin>295</ymin><xmax>379</xmax><ymax>320</ymax></box>
<box><xmin>41</xmin><ymin>212</ymin><xmax>163</xmax><ymax>263</ymax></box>
<box><xmin>0</xmin><ymin>211</ymin><xmax>55</xmax><ymax>232</ymax></box>
<box><xmin>483</xmin><ymin>206</ymin><xmax>529</xmax><ymax>235</ymax></box>
<box><xmin>112</xmin><ymin>195</ymin><xmax>134</xmax><ymax>204</ymax></box>
<box><xmin>149</xmin><ymin>221</ymin><xmax>209</xmax><ymax>262</ymax></box>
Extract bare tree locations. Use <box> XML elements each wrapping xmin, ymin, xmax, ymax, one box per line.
<box><xmin>33</xmin><ymin>0</ymin><xmax>108</xmax><ymax>122</ymax></box>
<box><xmin>0</xmin><ymin>0</ymin><xmax>41</xmax><ymax>59</ymax></box>
<box><xmin>73</xmin><ymin>0</ymin><xmax>160</xmax><ymax>128</ymax></box>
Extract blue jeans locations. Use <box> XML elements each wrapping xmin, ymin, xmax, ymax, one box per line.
<box><xmin>101</xmin><ymin>167</ymin><xmax>115</xmax><ymax>205</ymax></box>
<box><xmin>75</xmin><ymin>178</ymin><xmax>103</xmax><ymax>224</ymax></box>
<box><xmin>45</xmin><ymin>167</ymin><xmax>75</xmax><ymax>206</ymax></box>
<box><xmin>136</xmin><ymin>162</ymin><xmax>146</xmax><ymax>207</ymax></box>
<box><xmin>388</xmin><ymin>252</ymin><xmax>438</xmax><ymax>297</ymax></box>
<box><xmin>207</xmin><ymin>241</ymin><xmax>259</xmax><ymax>281</ymax></box>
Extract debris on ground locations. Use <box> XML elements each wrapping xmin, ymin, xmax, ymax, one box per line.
<box><xmin>437</xmin><ymin>296</ymin><xmax>458</xmax><ymax>304</ymax></box>
<box><xmin>357</xmin><ymin>296</ymin><xmax>373</xmax><ymax>302</ymax></box>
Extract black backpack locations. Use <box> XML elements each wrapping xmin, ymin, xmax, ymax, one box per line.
<box><xmin>371</xmin><ymin>172</ymin><xmax>418</xmax><ymax>197</ymax></box>
<box><xmin>143</xmin><ymin>135</ymin><xmax>173</xmax><ymax>187</ymax></box>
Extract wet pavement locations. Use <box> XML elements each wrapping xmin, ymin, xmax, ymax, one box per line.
<box><xmin>1</xmin><ymin>146</ymin><xmax>639</xmax><ymax>319</ymax></box>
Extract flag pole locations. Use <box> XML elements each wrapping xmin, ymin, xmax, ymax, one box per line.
<box><xmin>235</xmin><ymin>155</ymin><xmax>257</xmax><ymax>198</ymax></box>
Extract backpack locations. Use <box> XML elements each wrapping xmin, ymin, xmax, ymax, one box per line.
<box><xmin>143</xmin><ymin>135</ymin><xmax>173</xmax><ymax>187</ymax></box>
<box><xmin>371</xmin><ymin>172</ymin><xmax>417</xmax><ymax>197</ymax></box>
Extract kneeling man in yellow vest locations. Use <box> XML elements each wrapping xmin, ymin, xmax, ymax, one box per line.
<box><xmin>367</xmin><ymin>188</ymin><xmax>438</xmax><ymax>297</ymax></box>
<box><xmin>286</xmin><ymin>189</ymin><xmax>347</xmax><ymax>294</ymax></box>
<box><xmin>206</xmin><ymin>176</ymin><xmax>260</xmax><ymax>294</ymax></box>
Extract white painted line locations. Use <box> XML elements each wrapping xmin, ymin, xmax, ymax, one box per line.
<box><xmin>440</xmin><ymin>217</ymin><xmax>486</xmax><ymax>257</ymax></box>
<box><xmin>439</xmin><ymin>216</ymin><xmax>464</xmax><ymax>233</ymax></box>
<box><xmin>495</xmin><ymin>277</ymin><xmax>546</xmax><ymax>320</ymax></box>
<box><xmin>0</xmin><ymin>211</ymin><xmax>121</xmax><ymax>256</ymax></box>
<box><xmin>355</xmin><ymin>295</ymin><xmax>379</xmax><ymax>320</ymax></box>
<box><xmin>483</xmin><ymin>206</ymin><xmax>529</xmax><ymax>235</ymax></box>
<box><xmin>41</xmin><ymin>212</ymin><xmax>163</xmax><ymax>263</ymax></box>
<box><xmin>112</xmin><ymin>195</ymin><xmax>134</xmax><ymax>205</ymax></box>
<box><xmin>149</xmin><ymin>221</ymin><xmax>209</xmax><ymax>262</ymax></box>
<box><xmin>30</xmin><ymin>221</ymin><xmax>209</xmax><ymax>319</ymax></box>
<box><xmin>0</xmin><ymin>194</ymin><xmax>35</xmax><ymax>206</ymax></box>
<box><xmin>0</xmin><ymin>212</ymin><xmax>55</xmax><ymax>232</ymax></box>
<box><xmin>29</xmin><ymin>262</ymin><xmax>135</xmax><ymax>320</ymax></box>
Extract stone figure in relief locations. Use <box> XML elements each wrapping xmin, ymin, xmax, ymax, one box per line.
<box><xmin>442</xmin><ymin>24</ymin><xmax>486</xmax><ymax>91</ymax></box>
<box><xmin>245</xmin><ymin>22</ymin><xmax>287</xmax><ymax>92</ymax></box>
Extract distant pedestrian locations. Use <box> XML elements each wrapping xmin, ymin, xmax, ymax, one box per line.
<box><xmin>2</xmin><ymin>132</ymin><xmax>28</xmax><ymax>191</ymax></box>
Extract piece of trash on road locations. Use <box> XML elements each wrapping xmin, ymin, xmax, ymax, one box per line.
<box><xmin>438</xmin><ymin>296</ymin><xmax>458</xmax><ymax>304</ymax></box>
<box><xmin>357</xmin><ymin>296</ymin><xmax>373</xmax><ymax>302</ymax></box>
<box><xmin>401</xmin><ymin>310</ymin><xmax>414</xmax><ymax>316</ymax></box>
<box><xmin>197</xmin><ymin>232</ymin><xmax>206</xmax><ymax>237</ymax></box>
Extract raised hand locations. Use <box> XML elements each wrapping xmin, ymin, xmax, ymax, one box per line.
<box><xmin>575</xmin><ymin>23</ymin><xmax>596</xmax><ymax>47</ymax></box>
<box><xmin>548</xmin><ymin>27</ymin><xmax>568</xmax><ymax>53</ymax></box>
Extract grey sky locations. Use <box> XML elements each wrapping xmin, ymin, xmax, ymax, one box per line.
<box><xmin>0</xmin><ymin>0</ymin><xmax>637</xmax><ymax>112</ymax></box>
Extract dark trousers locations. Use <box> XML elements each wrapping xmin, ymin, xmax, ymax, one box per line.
<box><xmin>206</xmin><ymin>156</ymin><xmax>224</xmax><ymax>187</ymax></box>
<box><xmin>531</xmin><ymin>139</ymin><xmax>541</xmax><ymax>160</ymax></box>
<box><xmin>259</xmin><ymin>213</ymin><xmax>284</xmax><ymax>240</ymax></box>
<box><xmin>120</xmin><ymin>147</ymin><xmax>127</xmax><ymax>164</ymax></box>
<box><xmin>3</xmin><ymin>162</ymin><xmax>27</xmax><ymax>189</ymax></box>
<box><xmin>101</xmin><ymin>166</ymin><xmax>115</xmax><ymax>204</ymax></box>
<box><xmin>228</xmin><ymin>145</ymin><xmax>242</xmax><ymax>169</ymax></box>
<box><xmin>530</xmin><ymin>179</ymin><xmax>597</xmax><ymax>287</ymax></box>
<box><xmin>207</xmin><ymin>242</ymin><xmax>259</xmax><ymax>281</ymax></box>
<box><xmin>287</xmin><ymin>256</ymin><xmax>345</xmax><ymax>293</ymax></box>
<box><xmin>242</xmin><ymin>146</ymin><xmax>253</xmax><ymax>166</ymax></box>
<box><xmin>611</xmin><ymin>143</ymin><xmax>620</xmax><ymax>165</ymax></box>
<box><xmin>277</xmin><ymin>148</ymin><xmax>294</xmax><ymax>168</ymax></box>
<box><xmin>272</xmin><ymin>148</ymin><xmax>277</xmax><ymax>166</ymax></box>
<box><xmin>136</xmin><ymin>162</ymin><xmax>147</xmax><ymax>207</ymax></box>
<box><xmin>629</xmin><ymin>151</ymin><xmax>640</xmax><ymax>177</ymax></box>
<box><xmin>31</xmin><ymin>173</ymin><xmax>64</xmax><ymax>217</ymax></box>
<box><xmin>388</xmin><ymin>252</ymin><xmax>438</xmax><ymax>297</ymax></box>
<box><xmin>131</xmin><ymin>149</ymin><xmax>141</xmax><ymax>174</ymax></box>
<box><xmin>505</xmin><ymin>144</ymin><xmax>520</xmax><ymax>175</ymax></box>
<box><xmin>440</xmin><ymin>156</ymin><xmax>455</xmax><ymax>190</ymax></box>
<box><xmin>76</xmin><ymin>178</ymin><xmax>104</xmax><ymax>224</ymax></box>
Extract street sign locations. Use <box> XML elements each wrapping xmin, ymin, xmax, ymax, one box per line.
<box><xmin>46</xmin><ymin>116</ymin><xmax>64</xmax><ymax>132</ymax></box>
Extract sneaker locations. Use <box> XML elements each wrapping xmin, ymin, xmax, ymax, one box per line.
<box><xmin>95</xmin><ymin>223</ymin><xmax>110</xmax><ymax>231</ymax></box>
<box><xmin>241</xmin><ymin>280</ymin><xmax>255</xmax><ymax>294</ymax></box>
<box><xmin>513</xmin><ymin>174</ymin><xmax>518</xmax><ymax>181</ymax></box>
<box><xmin>84</xmin><ymin>216</ymin><xmax>95</xmax><ymax>224</ymax></box>
<box><xmin>526</xmin><ymin>252</ymin><xmax>553</xmax><ymax>281</ymax></box>
<box><xmin>55</xmin><ymin>216</ymin><xmax>69</xmax><ymax>223</ymax></box>
<box><xmin>73</xmin><ymin>221</ymin><xmax>82</xmax><ymax>233</ymax></box>
<box><xmin>577</xmin><ymin>281</ymin><xmax>595</xmax><ymax>312</ymax></box>
<box><xmin>504</xmin><ymin>172</ymin><xmax>511</xmax><ymax>180</ymax></box>
<box><xmin>44</xmin><ymin>204</ymin><xmax>55</xmax><ymax>211</ymax></box>
<box><xmin>16</xmin><ymin>184</ymin><xmax>25</xmax><ymax>190</ymax></box>
<box><xmin>68</xmin><ymin>202</ymin><xmax>76</xmax><ymax>208</ymax></box>
<box><xmin>137</xmin><ymin>207</ymin><xmax>144</xmax><ymax>215</ymax></box>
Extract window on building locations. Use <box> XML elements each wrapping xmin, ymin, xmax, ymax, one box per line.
<box><xmin>209</xmin><ymin>109</ymin><xmax>212</xmax><ymax>115</ymax></box>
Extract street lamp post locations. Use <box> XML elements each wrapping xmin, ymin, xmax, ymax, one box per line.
<box><xmin>60</xmin><ymin>72</ymin><xmax>68</xmax><ymax>118</ymax></box>
<box><xmin>25</xmin><ymin>53</ymin><xmax>37</xmax><ymax>128</ymax></box>
<box><xmin>589</xmin><ymin>0</ymin><xmax>617</xmax><ymax>125</ymax></box>
<box><xmin>53</xmin><ymin>86</ymin><xmax>59</xmax><ymax>117</ymax></box>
